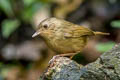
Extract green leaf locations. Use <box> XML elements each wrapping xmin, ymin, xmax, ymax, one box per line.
<box><xmin>22</xmin><ymin>3</ymin><xmax>42</xmax><ymax>21</ymax></box>
<box><xmin>0</xmin><ymin>62</ymin><xmax>3</xmax><ymax>68</ymax></box>
<box><xmin>23</xmin><ymin>0</ymin><xmax>37</xmax><ymax>6</ymax></box>
<box><xmin>40</xmin><ymin>0</ymin><xmax>52</xmax><ymax>3</ymax></box>
<box><xmin>96</xmin><ymin>41</ymin><xmax>115</xmax><ymax>53</ymax></box>
<box><xmin>111</xmin><ymin>20</ymin><xmax>120</xmax><ymax>28</ymax></box>
<box><xmin>0</xmin><ymin>0</ymin><xmax>14</xmax><ymax>17</ymax></box>
<box><xmin>1</xmin><ymin>68</ymin><xmax>9</xmax><ymax>78</ymax></box>
<box><xmin>1</xmin><ymin>19</ymin><xmax>20</xmax><ymax>38</ymax></box>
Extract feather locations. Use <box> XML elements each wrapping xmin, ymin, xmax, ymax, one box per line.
<box><xmin>64</xmin><ymin>26</ymin><xmax>94</xmax><ymax>38</ymax></box>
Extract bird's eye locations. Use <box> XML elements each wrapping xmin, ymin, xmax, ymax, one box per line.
<box><xmin>43</xmin><ymin>24</ymin><xmax>48</xmax><ymax>29</ymax></box>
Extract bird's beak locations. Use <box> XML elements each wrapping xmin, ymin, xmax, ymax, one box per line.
<box><xmin>32</xmin><ymin>31</ymin><xmax>41</xmax><ymax>38</ymax></box>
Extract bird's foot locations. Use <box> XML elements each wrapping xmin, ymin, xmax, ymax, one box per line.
<box><xmin>49</xmin><ymin>55</ymin><xmax>61</xmax><ymax>64</ymax></box>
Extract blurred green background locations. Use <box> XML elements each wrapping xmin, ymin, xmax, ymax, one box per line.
<box><xmin>0</xmin><ymin>0</ymin><xmax>120</xmax><ymax>80</ymax></box>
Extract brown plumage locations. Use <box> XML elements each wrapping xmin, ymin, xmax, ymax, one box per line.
<box><xmin>32</xmin><ymin>17</ymin><xmax>109</xmax><ymax>57</ymax></box>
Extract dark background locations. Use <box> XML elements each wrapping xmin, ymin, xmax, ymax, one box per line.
<box><xmin>0</xmin><ymin>0</ymin><xmax>120</xmax><ymax>80</ymax></box>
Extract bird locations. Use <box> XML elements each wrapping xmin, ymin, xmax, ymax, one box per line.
<box><xmin>32</xmin><ymin>17</ymin><xmax>109</xmax><ymax>57</ymax></box>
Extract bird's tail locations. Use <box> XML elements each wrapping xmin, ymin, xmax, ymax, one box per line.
<box><xmin>94</xmin><ymin>32</ymin><xmax>110</xmax><ymax>35</ymax></box>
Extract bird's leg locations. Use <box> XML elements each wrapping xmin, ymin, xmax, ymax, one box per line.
<box><xmin>59</xmin><ymin>53</ymin><xmax>79</xmax><ymax>59</ymax></box>
<box><xmin>59</xmin><ymin>53</ymin><xmax>76</xmax><ymax>57</ymax></box>
<box><xmin>49</xmin><ymin>53</ymin><xmax>78</xmax><ymax>64</ymax></box>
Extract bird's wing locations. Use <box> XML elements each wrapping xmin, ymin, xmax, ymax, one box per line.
<box><xmin>64</xmin><ymin>26</ymin><xmax>94</xmax><ymax>38</ymax></box>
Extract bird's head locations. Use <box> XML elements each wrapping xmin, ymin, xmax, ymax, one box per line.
<box><xmin>32</xmin><ymin>17</ymin><xmax>62</xmax><ymax>38</ymax></box>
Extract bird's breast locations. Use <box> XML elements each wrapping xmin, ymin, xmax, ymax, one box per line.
<box><xmin>44</xmin><ymin>33</ymin><xmax>88</xmax><ymax>54</ymax></box>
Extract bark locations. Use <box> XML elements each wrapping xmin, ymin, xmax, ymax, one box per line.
<box><xmin>40</xmin><ymin>44</ymin><xmax>120</xmax><ymax>80</ymax></box>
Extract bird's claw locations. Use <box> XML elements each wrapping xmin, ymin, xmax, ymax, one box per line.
<box><xmin>49</xmin><ymin>55</ymin><xmax>61</xmax><ymax>64</ymax></box>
